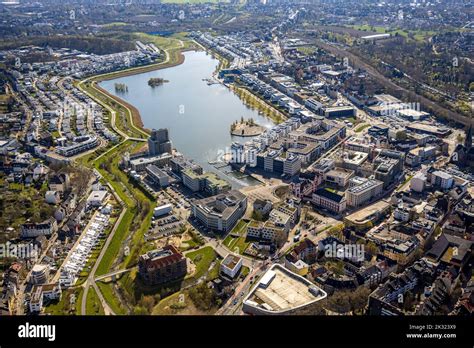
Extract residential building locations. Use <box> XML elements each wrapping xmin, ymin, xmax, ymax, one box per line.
<box><xmin>21</xmin><ymin>218</ymin><xmax>58</xmax><ymax>238</ymax></box>
<box><xmin>86</xmin><ymin>190</ymin><xmax>108</xmax><ymax>207</ymax></box>
<box><xmin>48</xmin><ymin>173</ymin><xmax>70</xmax><ymax>192</ymax></box>
<box><xmin>138</xmin><ymin>245</ymin><xmax>187</xmax><ymax>286</ymax></box>
<box><xmin>368</xmin><ymin>259</ymin><xmax>436</xmax><ymax>315</ymax></box>
<box><xmin>31</xmin><ymin>264</ymin><xmax>49</xmax><ymax>285</ymax></box>
<box><xmin>431</xmin><ymin>170</ymin><xmax>454</xmax><ymax>190</ymax></box>
<box><xmin>410</xmin><ymin>172</ymin><xmax>427</xmax><ymax>193</ymax></box>
<box><xmin>45</xmin><ymin>190</ymin><xmax>61</xmax><ymax>205</ymax></box>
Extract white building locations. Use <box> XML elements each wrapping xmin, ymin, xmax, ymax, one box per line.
<box><xmin>431</xmin><ymin>170</ymin><xmax>454</xmax><ymax>190</ymax></box>
<box><xmin>87</xmin><ymin>190</ymin><xmax>108</xmax><ymax>207</ymax></box>
<box><xmin>410</xmin><ymin>172</ymin><xmax>427</xmax><ymax>193</ymax></box>
<box><xmin>220</xmin><ymin>254</ymin><xmax>243</xmax><ymax>279</ymax></box>
<box><xmin>346</xmin><ymin>179</ymin><xmax>384</xmax><ymax>208</ymax></box>
<box><xmin>29</xmin><ymin>283</ymin><xmax>62</xmax><ymax>313</ymax></box>
<box><xmin>283</xmin><ymin>154</ymin><xmax>301</xmax><ymax>176</ymax></box>
<box><xmin>21</xmin><ymin>218</ymin><xmax>58</xmax><ymax>238</ymax></box>
<box><xmin>153</xmin><ymin>204</ymin><xmax>173</xmax><ymax>218</ymax></box>
<box><xmin>45</xmin><ymin>190</ymin><xmax>61</xmax><ymax>205</ymax></box>
<box><xmin>31</xmin><ymin>264</ymin><xmax>49</xmax><ymax>285</ymax></box>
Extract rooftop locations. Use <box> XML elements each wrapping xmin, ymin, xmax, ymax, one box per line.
<box><xmin>221</xmin><ymin>254</ymin><xmax>242</xmax><ymax>270</ymax></box>
<box><xmin>243</xmin><ymin>264</ymin><xmax>327</xmax><ymax>314</ymax></box>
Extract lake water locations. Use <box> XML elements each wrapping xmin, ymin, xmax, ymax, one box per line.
<box><xmin>99</xmin><ymin>50</ymin><xmax>274</xmax><ymax>187</ymax></box>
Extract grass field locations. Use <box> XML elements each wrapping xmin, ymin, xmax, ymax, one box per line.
<box><xmin>93</xmin><ymin>139</ymin><xmax>157</xmax><ymax>276</ymax></box>
<box><xmin>186</xmin><ymin>246</ymin><xmax>218</xmax><ymax>280</ymax></box>
<box><xmin>354</xmin><ymin>123</ymin><xmax>370</xmax><ymax>133</ymax></box>
<box><xmin>152</xmin><ymin>290</ymin><xmax>217</xmax><ymax>315</ymax></box>
<box><xmin>86</xmin><ymin>286</ymin><xmax>105</xmax><ymax>315</ymax></box>
<box><xmin>346</xmin><ymin>24</ymin><xmax>435</xmax><ymax>42</ymax></box>
<box><xmin>223</xmin><ymin>220</ymin><xmax>250</xmax><ymax>254</ymax></box>
<box><xmin>97</xmin><ymin>282</ymin><xmax>128</xmax><ymax>315</ymax></box>
<box><xmin>44</xmin><ymin>288</ymin><xmax>83</xmax><ymax>315</ymax></box>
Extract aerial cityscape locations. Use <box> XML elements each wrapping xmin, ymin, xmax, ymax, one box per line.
<box><xmin>0</xmin><ymin>0</ymin><xmax>473</xmax><ymax>324</ymax></box>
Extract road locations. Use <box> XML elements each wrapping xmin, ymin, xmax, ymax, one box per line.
<box><xmin>312</xmin><ymin>39</ymin><xmax>474</xmax><ymax>127</ymax></box>
<box><xmin>80</xmin><ymin>201</ymin><xmax>127</xmax><ymax>315</ymax></box>
<box><xmin>6</xmin><ymin>83</ymin><xmax>33</xmax><ymax>141</ymax></box>
<box><xmin>15</xmin><ymin>234</ymin><xmax>58</xmax><ymax>315</ymax></box>
<box><xmin>217</xmin><ymin>262</ymin><xmax>269</xmax><ymax>315</ymax></box>
<box><xmin>94</xmin><ymin>268</ymin><xmax>131</xmax><ymax>282</ymax></box>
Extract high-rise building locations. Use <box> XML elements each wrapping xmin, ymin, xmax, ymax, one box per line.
<box><xmin>148</xmin><ymin>128</ymin><xmax>172</xmax><ymax>156</ymax></box>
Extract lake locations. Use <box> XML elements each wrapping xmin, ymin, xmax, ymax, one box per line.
<box><xmin>100</xmin><ymin>50</ymin><xmax>274</xmax><ymax>187</ymax></box>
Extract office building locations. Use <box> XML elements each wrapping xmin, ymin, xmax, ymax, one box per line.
<box><xmin>311</xmin><ymin>188</ymin><xmax>346</xmax><ymax>214</ymax></box>
<box><xmin>182</xmin><ymin>168</ymin><xmax>231</xmax><ymax>196</ymax></box>
<box><xmin>191</xmin><ymin>190</ymin><xmax>247</xmax><ymax>233</ymax></box>
<box><xmin>346</xmin><ymin>179</ymin><xmax>383</xmax><ymax>208</ymax></box>
<box><xmin>324</xmin><ymin>168</ymin><xmax>354</xmax><ymax>188</ymax></box>
<box><xmin>220</xmin><ymin>254</ymin><xmax>243</xmax><ymax>279</ymax></box>
<box><xmin>148</xmin><ymin>128</ymin><xmax>172</xmax><ymax>156</ymax></box>
<box><xmin>146</xmin><ymin>164</ymin><xmax>169</xmax><ymax>187</ymax></box>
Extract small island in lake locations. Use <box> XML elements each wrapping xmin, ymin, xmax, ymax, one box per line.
<box><xmin>230</xmin><ymin>117</ymin><xmax>265</xmax><ymax>137</ymax></box>
<box><xmin>114</xmin><ymin>83</ymin><xmax>128</xmax><ymax>93</ymax></box>
<box><xmin>148</xmin><ymin>77</ymin><xmax>169</xmax><ymax>87</ymax></box>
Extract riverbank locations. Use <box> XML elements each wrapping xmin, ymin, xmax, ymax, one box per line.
<box><xmin>94</xmin><ymin>82</ymin><xmax>149</xmax><ymax>133</ymax></box>
<box><xmin>91</xmin><ymin>48</ymin><xmax>188</xmax><ymax>82</ymax></box>
<box><xmin>230</xmin><ymin>84</ymin><xmax>287</xmax><ymax>124</ymax></box>
<box><xmin>78</xmin><ymin>39</ymin><xmax>188</xmax><ymax>138</ymax></box>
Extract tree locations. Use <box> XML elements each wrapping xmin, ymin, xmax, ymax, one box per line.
<box><xmin>365</xmin><ymin>241</ymin><xmax>379</xmax><ymax>256</ymax></box>
<box><xmin>350</xmin><ymin>287</ymin><xmax>371</xmax><ymax>313</ymax></box>
<box><xmin>327</xmin><ymin>224</ymin><xmax>344</xmax><ymax>239</ymax></box>
<box><xmin>133</xmin><ymin>306</ymin><xmax>148</xmax><ymax>315</ymax></box>
<box><xmin>188</xmin><ymin>283</ymin><xmax>218</xmax><ymax>311</ymax></box>
<box><xmin>251</xmin><ymin>210</ymin><xmax>264</xmax><ymax>221</ymax></box>
<box><xmin>327</xmin><ymin>291</ymin><xmax>351</xmax><ymax>313</ymax></box>
<box><xmin>326</xmin><ymin>287</ymin><xmax>371</xmax><ymax>314</ymax></box>
<box><xmin>140</xmin><ymin>295</ymin><xmax>155</xmax><ymax>313</ymax></box>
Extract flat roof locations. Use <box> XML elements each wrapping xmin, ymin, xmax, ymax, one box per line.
<box><xmin>344</xmin><ymin>200</ymin><xmax>391</xmax><ymax>225</ymax></box>
<box><xmin>222</xmin><ymin>254</ymin><xmax>242</xmax><ymax>270</ymax></box>
<box><xmin>243</xmin><ymin>264</ymin><xmax>326</xmax><ymax>314</ymax></box>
